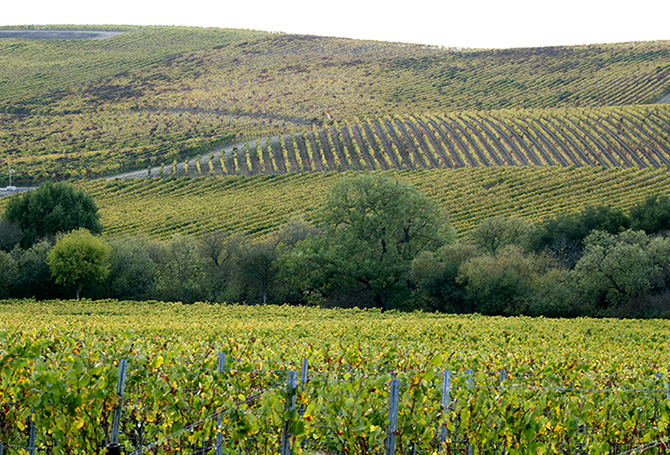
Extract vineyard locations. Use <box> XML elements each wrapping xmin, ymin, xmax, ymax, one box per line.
<box><xmin>0</xmin><ymin>167</ymin><xmax>662</xmax><ymax>240</ymax></box>
<box><xmin>4</xmin><ymin>24</ymin><xmax>670</xmax><ymax>455</ymax></box>
<box><xmin>144</xmin><ymin>105</ymin><xmax>670</xmax><ymax>178</ymax></box>
<box><xmin>0</xmin><ymin>26</ymin><xmax>669</xmax><ymax>183</ymax></box>
<box><xmin>1</xmin><ymin>300</ymin><xmax>670</xmax><ymax>454</ymax></box>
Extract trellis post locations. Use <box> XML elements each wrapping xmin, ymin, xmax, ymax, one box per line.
<box><xmin>216</xmin><ymin>353</ymin><xmax>226</xmax><ymax>455</ymax></box>
<box><xmin>439</xmin><ymin>370</ymin><xmax>452</xmax><ymax>450</ymax></box>
<box><xmin>108</xmin><ymin>359</ymin><xmax>128</xmax><ymax>453</ymax></box>
<box><xmin>465</xmin><ymin>368</ymin><xmax>473</xmax><ymax>455</ymax></box>
<box><xmin>386</xmin><ymin>377</ymin><xmax>400</xmax><ymax>455</ymax></box>
<box><xmin>280</xmin><ymin>371</ymin><xmax>298</xmax><ymax>455</ymax></box>
<box><xmin>299</xmin><ymin>358</ymin><xmax>309</xmax><ymax>418</ymax></box>
<box><xmin>28</xmin><ymin>415</ymin><xmax>36</xmax><ymax>455</ymax></box>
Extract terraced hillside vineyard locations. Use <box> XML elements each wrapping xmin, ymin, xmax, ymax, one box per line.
<box><xmin>0</xmin><ymin>26</ymin><xmax>669</xmax><ymax>183</ymax></box>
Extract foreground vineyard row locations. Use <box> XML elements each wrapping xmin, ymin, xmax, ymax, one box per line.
<box><xmin>2</xmin><ymin>300</ymin><xmax>670</xmax><ymax>454</ymax></box>
<box><xmin>4</xmin><ymin>354</ymin><xmax>670</xmax><ymax>454</ymax></box>
<box><xmin>156</xmin><ymin>105</ymin><xmax>670</xmax><ymax>179</ymax></box>
<box><xmin>38</xmin><ymin>166</ymin><xmax>670</xmax><ymax>240</ymax></box>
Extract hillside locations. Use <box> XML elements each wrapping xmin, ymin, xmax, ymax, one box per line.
<box><xmin>117</xmin><ymin>104</ymin><xmax>670</xmax><ymax>179</ymax></box>
<box><xmin>26</xmin><ymin>167</ymin><xmax>670</xmax><ymax>240</ymax></box>
<box><xmin>0</xmin><ymin>26</ymin><xmax>669</xmax><ymax>184</ymax></box>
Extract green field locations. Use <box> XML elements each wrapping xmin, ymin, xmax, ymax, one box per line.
<box><xmin>1</xmin><ymin>299</ymin><xmax>670</xmax><ymax>453</ymax></box>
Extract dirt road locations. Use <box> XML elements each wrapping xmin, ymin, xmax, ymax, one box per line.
<box><xmin>0</xmin><ymin>187</ymin><xmax>36</xmax><ymax>198</ymax></box>
<box><xmin>105</xmin><ymin>136</ymin><xmax>284</xmax><ymax>179</ymax></box>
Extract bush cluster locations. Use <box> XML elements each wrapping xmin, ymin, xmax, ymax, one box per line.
<box><xmin>413</xmin><ymin>196</ymin><xmax>670</xmax><ymax>318</ymax></box>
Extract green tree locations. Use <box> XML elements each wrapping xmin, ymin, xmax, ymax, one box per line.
<box><xmin>410</xmin><ymin>243</ymin><xmax>478</xmax><ymax>312</ymax></box>
<box><xmin>94</xmin><ymin>236</ymin><xmax>159</xmax><ymax>300</ymax></box>
<box><xmin>457</xmin><ymin>245</ymin><xmax>547</xmax><ymax>316</ymax></box>
<box><xmin>629</xmin><ymin>194</ymin><xmax>670</xmax><ymax>234</ymax></box>
<box><xmin>526</xmin><ymin>268</ymin><xmax>577</xmax><ymax>317</ymax></box>
<box><xmin>11</xmin><ymin>239</ymin><xmax>55</xmax><ymax>299</ymax></box>
<box><xmin>530</xmin><ymin>205</ymin><xmax>629</xmax><ymax>268</ymax></box>
<box><xmin>282</xmin><ymin>173</ymin><xmax>454</xmax><ymax>310</ymax></box>
<box><xmin>0</xmin><ymin>250</ymin><xmax>17</xmax><ymax>298</ymax></box>
<box><xmin>198</xmin><ymin>230</ymin><xmax>238</xmax><ymax>301</ymax></box>
<box><xmin>235</xmin><ymin>239</ymin><xmax>278</xmax><ymax>305</ymax></box>
<box><xmin>573</xmin><ymin>229</ymin><xmax>670</xmax><ymax>308</ymax></box>
<box><xmin>467</xmin><ymin>216</ymin><xmax>533</xmax><ymax>255</ymax></box>
<box><xmin>228</xmin><ymin>218</ymin><xmax>321</xmax><ymax>305</ymax></box>
<box><xmin>4</xmin><ymin>182</ymin><xmax>102</xmax><ymax>247</ymax></box>
<box><xmin>0</xmin><ymin>218</ymin><xmax>23</xmax><ymax>251</ymax></box>
<box><xmin>155</xmin><ymin>234</ymin><xmax>207</xmax><ymax>303</ymax></box>
<box><xmin>47</xmin><ymin>229</ymin><xmax>111</xmax><ymax>300</ymax></box>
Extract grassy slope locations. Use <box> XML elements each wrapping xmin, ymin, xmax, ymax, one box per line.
<box><xmin>0</xmin><ymin>26</ymin><xmax>269</xmax><ymax>104</ymax></box>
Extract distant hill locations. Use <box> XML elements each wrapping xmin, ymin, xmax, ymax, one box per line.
<box><xmin>0</xmin><ymin>26</ymin><xmax>669</xmax><ymax>184</ymax></box>
<box><xmin>0</xmin><ymin>29</ymin><xmax>125</xmax><ymax>40</ymax></box>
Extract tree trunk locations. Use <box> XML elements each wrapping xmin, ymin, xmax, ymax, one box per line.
<box><xmin>374</xmin><ymin>293</ymin><xmax>386</xmax><ymax>312</ymax></box>
<box><xmin>76</xmin><ymin>284</ymin><xmax>81</xmax><ymax>300</ymax></box>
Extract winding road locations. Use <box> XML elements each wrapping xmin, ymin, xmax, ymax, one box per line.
<box><xmin>0</xmin><ymin>187</ymin><xmax>36</xmax><ymax>198</ymax></box>
<box><xmin>106</xmin><ymin>135</ymin><xmax>284</xmax><ymax>180</ymax></box>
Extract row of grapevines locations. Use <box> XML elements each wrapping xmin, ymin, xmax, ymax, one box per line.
<box><xmin>2</xmin><ymin>300</ymin><xmax>670</xmax><ymax>453</ymax></box>
<box><xmin>17</xmin><ymin>167</ymin><xmax>667</xmax><ymax>241</ymax></box>
<box><xmin>151</xmin><ymin>105</ymin><xmax>670</xmax><ymax>181</ymax></box>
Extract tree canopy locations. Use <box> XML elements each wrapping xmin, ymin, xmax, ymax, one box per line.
<box><xmin>47</xmin><ymin>228</ymin><xmax>111</xmax><ymax>300</ymax></box>
<box><xmin>282</xmin><ymin>173</ymin><xmax>454</xmax><ymax>310</ymax></box>
<box><xmin>573</xmin><ymin>229</ymin><xmax>670</xmax><ymax>308</ymax></box>
<box><xmin>4</xmin><ymin>182</ymin><xmax>102</xmax><ymax>247</ymax></box>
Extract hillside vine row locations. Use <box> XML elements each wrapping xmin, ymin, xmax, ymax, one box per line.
<box><xmin>151</xmin><ymin>105</ymin><xmax>670</xmax><ymax>180</ymax></box>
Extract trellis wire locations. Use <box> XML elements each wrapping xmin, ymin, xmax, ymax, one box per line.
<box><xmin>4</xmin><ymin>353</ymin><xmax>670</xmax><ymax>455</ymax></box>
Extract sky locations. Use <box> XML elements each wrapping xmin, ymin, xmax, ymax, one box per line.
<box><xmin>1</xmin><ymin>0</ymin><xmax>669</xmax><ymax>49</ymax></box>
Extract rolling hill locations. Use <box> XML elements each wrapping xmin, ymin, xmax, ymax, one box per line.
<box><xmin>0</xmin><ymin>25</ymin><xmax>669</xmax><ymax>237</ymax></box>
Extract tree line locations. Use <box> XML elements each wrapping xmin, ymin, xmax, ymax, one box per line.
<box><xmin>3</xmin><ymin>177</ymin><xmax>670</xmax><ymax>317</ymax></box>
